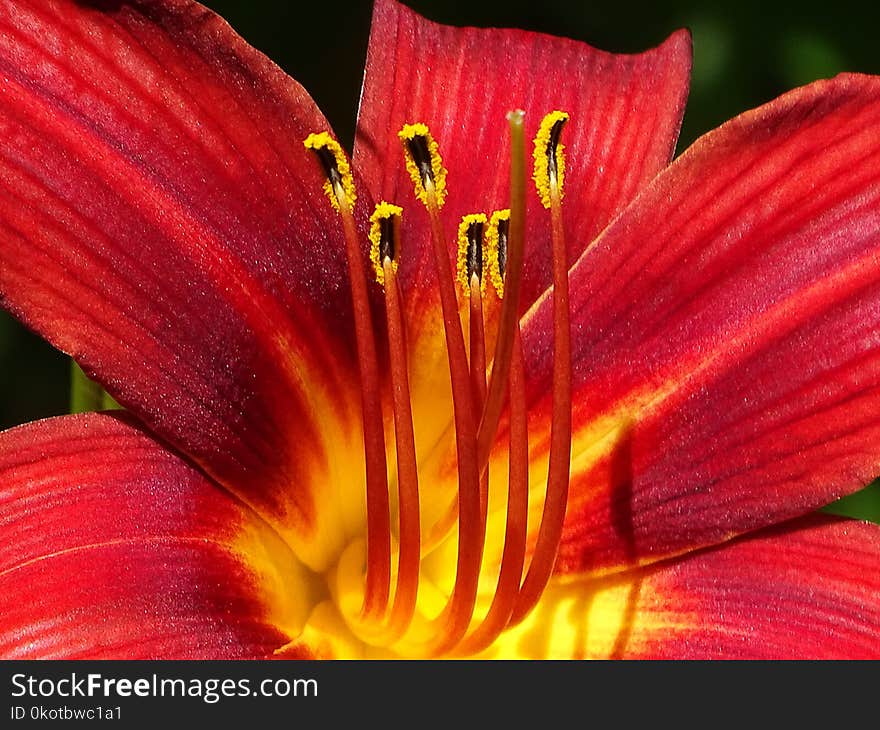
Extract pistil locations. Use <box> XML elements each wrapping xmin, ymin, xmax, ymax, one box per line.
<box><xmin>476</xmin><ymin>111</ymin><xmax>527</xmax><ymax>470</ymax></box>
<box><xmin>510</xmin><ymin>112</ymin><xmax>573</xmax><ymax>624</ymax></box>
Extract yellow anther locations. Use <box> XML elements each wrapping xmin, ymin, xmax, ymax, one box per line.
<box><xmin>368</xmin><ymin>201</ymin><xmax>403</xmax><ymax>287</ymax></box>
<box><xmin>532</xmin><ymin>111</ymin><xmax>569</xmax><ymax>209</ymax></box>
<box><xmin>486</xmin><ymin>209</ymin><xmax>511</xmax><ymax>298</ymax></box>
<box><xmin>456</xmin><ymin>214</ymin><xmax>488</xmax><ymax>294</ymax></box>
<box><xmin>398</xmin><ymin>123</ymin><xmax>448</xmax><ymax>208</ymax></box>
<box><xmin>303</xmin><ymin>131</ymin><xmax>357</xmax><ymax>211</ymax></box>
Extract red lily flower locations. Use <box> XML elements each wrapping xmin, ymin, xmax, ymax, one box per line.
<box><xmin>0</xmin><ymin>0</ymin><xmax>879</xmax><ymax>659</ymax></box>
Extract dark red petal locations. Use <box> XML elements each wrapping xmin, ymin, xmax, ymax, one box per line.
<box><xmin>0</xmin><ymin>0</ymin><xmax>365</xmax><ymax>569</ymax></box>
<box><xmin>520</xmin><ymin>73</ymin><xmax>880</xmax><ymax>575</ymax></box>
<box><xmin>0</xmin><ymin>413</ymin><xmax>320</xmax><ymax>659</ymax></box>
<box><xmin>488</xmin><ymin>517</ymin><xmax>880</xmax><ymax>659</ymax></box>
<box><xmin>354</xmin><ymin>0</ymin><xmax>691</xmax><ymax>312</ymax></box>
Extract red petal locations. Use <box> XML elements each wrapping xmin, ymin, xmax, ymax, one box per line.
<box><xmin>0</xmin><ymin>413</ymin><xmax>320</xmax><ymax>659</ymax></box>
<box><xmin>488</xmin><ymin>517</ymin><xmax>880</xmax><ymax>659</ymax></box>
<box><xmin>520</xmin><ymin>73</ymin><xmax>880</xmax><ymax>575</ymax></box>
<box><xmin>0</xmin><ymin>0</ymin><xmax>364</xmax><ymax>569</ymax></box>
<box><xmin>354</xmin><ymin>0</ymin><xmax>691</xmax><ymax>311</ymax></box>
<box><xmin>353</xmin><ymin>0</ymin><xmax>690</xmax><ymax>503</ymax></box>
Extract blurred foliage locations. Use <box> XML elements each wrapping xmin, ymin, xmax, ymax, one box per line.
<box><xmin>69</xmin><ymin>362</ymin><xmax>121</xmax><ymax>414</ymax></box>
<box><xmin>825</xmin><ymin>479</ymin><xmax>880</xmax><ymax>523</ymax></box>
<box><xmin>1</xmin><ymin>0</ymin><xmax>878</xmax><ymax>520</ymax></box>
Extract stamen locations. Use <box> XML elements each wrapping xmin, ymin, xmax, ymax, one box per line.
<box><xmin>303</xmin><ymin>132</ymin><xmax>358</xmax><ymax>211</ymax></box>
<box><xmin>369</xmin><ymin>202</ymin><xmax>403</xmax><ymax>286</ymax></box>
<box><xmin>477</xmin><ymin>111</ymin><xmax>527</xmax><ymax>469</ymax></box>
<box><xmin>399</xmin><ymin>122</ymin><xmax>482</xmax><ymax>654</ymax></box>
<box><xmin>304</xmin><ymin>132</ymin><xmax>391</xmax><ymax>619</ymax></box>
<box><xmin>532</xmin><ymin>111</ymin><xmax>569</xmax><ymax>209</ymax></box>
<box><xmin>459</xmin><ymin>215</ymin><xmax>490</xmax><ymax>532</ymax></box>
<box><xmin>458</xmin><ymin>263</ymin><xmax>529</xmax><ymax>656</ymax></box>
<box><xmin>398</xmin><ymin>123</ymin><xmax>448</xmax><ymax>208</ymax></box>
<box><xmin>486</xmin><ymin>210</ymin><xmax>510</xmax><ymax>298</ymax></box>
<box><xmin>470</xmin><ymin>274</ymin><xmax>490</xmax><ymax>533</ymax></box>
<box><xmin>510</xmin><ymin>111</ymin><xmax>573</xmax><ymax>625</ymax></box>
<box><xmin>376</xmin><ymin>206</ymin><xmax>420</xmax><ymax>639</ymax></box>
<box><xmin>456</xmin><ymin>214</ymin><xmax>487</xmax><ymax>295</ymax></box>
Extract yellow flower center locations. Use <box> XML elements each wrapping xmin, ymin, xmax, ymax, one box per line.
<box><xmin>301</xmin><ymin>111</ymin><xmax>573</xmax><ymax>657</ymax></box>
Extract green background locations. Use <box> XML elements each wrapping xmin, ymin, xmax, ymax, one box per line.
<box><xmin>1</xmin><ymin>0</ymin><xmax>878</xmax><ymax>520</ymax></box>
